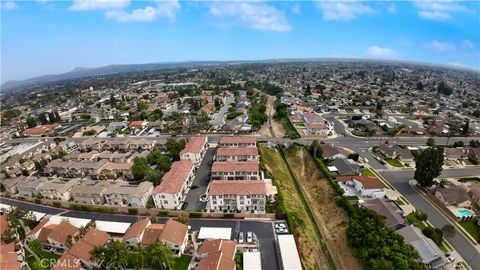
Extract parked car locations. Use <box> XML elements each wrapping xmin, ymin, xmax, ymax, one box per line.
<box><xmin>181</xmin><ymin>202</ymin><xmax>188</xmax><ymax>210</ymax></box>
<box><xmin>247</xmin><ymin>231</ymin><xmax>253</xmax><ymax>243</ymax></box>
<box><xmin>238</xmin><ymin>232</ymin><xmax>244</xmax><ymax>244</ymax></box>
<box><xmin>275</xmin><ymin>223</ymin><xmax>286</xmax><ymax>229</ymax></box>
<box><xmin>275</xmin><ymin>228</ymin><xmax>288</xmax><ymax>234</ymax></box>
<box><xmin>199</xmin><ymin>194</ymin><xmax>208</xmax><ymax>202</ymax></box>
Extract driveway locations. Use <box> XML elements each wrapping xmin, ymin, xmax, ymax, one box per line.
<box><xmin>184</xmin><ymin>148</ymin><xmax>215</xmax><ymax>211</ymax></box>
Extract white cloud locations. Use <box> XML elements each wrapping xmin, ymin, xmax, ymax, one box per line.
<box><xmin>317</xmin><ymin>1</ymin><xmax>374</xmax><ymax>21</ymax></box>
<box><xmin>424</xmin><ymin>40</ymin><xmax>456</xmax><ymax>52</ymax></box>
<box><xmin>1</xmin><ymin>1</ymin><xmax>18</xmax><ymax>10</ymax></box>
<box><xmin>387</xmin><ymin>3</ymin><xmax>396</xmax><ymax>14</ymax></box>
<box><xmin>415</xmin><ymin>1</ymin><xmax>467</xmax><ymax>21</ymax></box>
<box><xmin>292</xmin><ymin>3</ymin><xmax>301</xmax><ymax>14</ymax></box>
<box><xmin>366</xmin><ymin>46</ymin><xmax>398</xmax><ymax>59</ymax></box>
<box><xmin>461</xmin><ymin>39</ymin><xmax>475</xmax><ymax>50</ymax></box>
<box><xmin>105</xmin><ymin>0</ymin><xmax>180</xmax><ymax>23</ymax></box>
<box><xmin>70</xmin><ymin>0</ymin><xmax>130</xmax><ymax>11</ymax></box>
<box><xmin>208</xmin><ymin>2</ymin><xmax>292</xmax><ymax>32</ymax></box>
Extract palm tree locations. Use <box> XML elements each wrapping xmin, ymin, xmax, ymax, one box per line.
<box><xmin>145</xmin><ymin>242</ymin><xmax>175</xmax><ymax>270</ymax></box>
<box><xmin>90</xmin><ymin>246</ymin><xmax>105</xmax><ymax>268</ymax></box>
<box><xmin>129</xmin><ymin>244</ymin><xmax>146</xmax><ymax>270</ymax></box>
<box><xmin>103</xmin><ymin>241</ymin><xmax>130</xmax><ymax>269</ymax></box>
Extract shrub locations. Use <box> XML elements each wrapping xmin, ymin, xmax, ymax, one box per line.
<box><xmin>53</xmin><ymin>201</ymin><xmax>61</xmax><ymax>207</ymax></box>
<box><xmin>128</xmin><ymin>208</ymin><xmax>138</xmax><ymax>215</ymax></box>
<box><xmin>223</xmin><ymin>213</ymin><xmax>235</xmax><ymax>219</ymax></box>
<box><xmin>34</xmin><ymin>199</ymin><xmax>41</xmax><ymax>204</ymax></box>
<box><xmin>158</xmin><ymin>211</ymin><xmax>168</xmax><ymax>217</ymax></box>
<box><xmin>189</xmin><ymin>212</ymin><xmax>203</xmax><ymax>218</ymax></box>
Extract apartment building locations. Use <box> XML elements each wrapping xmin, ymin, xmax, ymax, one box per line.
<box><xmin>211</xmin><ymin>161</ymin><xmax>259</xmax><ymax>180</ymax></box>
<box><xmin>207</xmin><ymin>180</ymin><xmax>266</xmax><ymax>213</ymax></box>
<box><xmin>215</xmin><ymin>147</ymin><xmax>258</xmax><ymax>162</ymax></box>
<box><xmin>218</xmin><ymin>136</ymin><xmax>256</xmax><ymax>148</ymax></box>
<box><xmin>71</xmin><ymin>180</ymin><xmax>111</xmax><ymax>205</ymax></box>
<box><xmin>152</xmin><ymin>160</ymin><xmax>194</xmax><ymax>210</ymax></box>
<box><xmin>104</xmin><ymin>181</ymin><xmax>153</xmax><ymax>207</ymax></box>
<box><xmin>37</xmin><ymin>178</ymin><xmax>80</xmax><ymax>201</ymax></box>
<box><xmin>179</xmin><ymin>136</ymin><xmax>208</xmax><ymax>166</ymax></box>
<box><xmin>15</xmin><ymin>177</ymin><xmax>48</xmax><ymax>197</ymax></box>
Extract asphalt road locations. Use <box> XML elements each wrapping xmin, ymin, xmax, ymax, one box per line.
<box><xmin>0</xmin><ymin>197</ymin><xmax>280</xmax><ymax>270</ymax></box>
<box><xmin>379</xmin><ymin>169</ymin><xmax>480</xmax><ymax>270</ymax></box>
<box><xmin>184</xmin><ymin>148</ymin><xmax>215</xmax><ymax>211</ymax></box>
<box><xmin>209</xmin><ymin>94</ymin><xmax>234</xmax><ymax>128</ymax></box>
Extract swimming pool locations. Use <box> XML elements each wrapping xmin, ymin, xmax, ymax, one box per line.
<box><xmin>457</xmin><ymin>209</ymin><xmax>475</xmax><ymax>217</ymax></box>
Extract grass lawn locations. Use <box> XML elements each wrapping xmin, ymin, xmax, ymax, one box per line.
<box><xmin>361</xmin><ymin>167</ymin><xmax>376</xmax><ymax>177</ymax></box>
<box><xmin>26</xmin><ymin>242</ymin><xmax>61</xmax><ymax>270</ymax></box>
<box><xmin>396</xmin><ymin>198</ymin><xmax>405</xmax><ymax>206</ymax></box>
<box><xmin>385</xmin><ymin>159</ymin><xmax>404</xmax><ymax>167</ymax></box>
<box><xmin>174</xmin><ymin>255</ymin><xmax>192</xmax><ymax>270</ymax></box>
<box><xmin>459</xmin><ymin>220</ymin><xmax>480</xmax><ymax>243</ymax></box>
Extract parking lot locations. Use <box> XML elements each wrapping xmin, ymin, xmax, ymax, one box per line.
<box><xmin>184</xmin><ymin>148</ymin><xmax>215</xmax><ymax>211</ymax></box>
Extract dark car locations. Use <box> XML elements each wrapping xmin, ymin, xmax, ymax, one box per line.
<box><xmin>191</xmin><ymin>185</ymin><xmax>199</xmax><ymax>190</ymax></box>
<box><xmin>181</xmin><ymin>202</ymin><xmax>188</xmax><ymax>210</ymax></box>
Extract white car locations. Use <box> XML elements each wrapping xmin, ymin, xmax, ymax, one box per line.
<box><xmin>238</xmin><ymin>232</ymin><xmax>244</xmax><ymax>244</ymax></box>
<box><xmin>199</xmin><ymin>194</ymin><xmax>208</xmax><ymax>202</ymax></box>
<box><xmin>275</xmin><ymin>223</ymin><xmax>286</xmax><ymax>229</ymax></box>
<box><xmin>275</xmin><ymin>228</ymin><xmax>288</xmax><ymax>234</ymax></box>
<box><xmin>247</xmin><ymin>232</ymin><xmax>253</xmax><ymax>243</ymax></box>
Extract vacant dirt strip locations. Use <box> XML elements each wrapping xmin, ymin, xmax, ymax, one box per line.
<box><xmin>285</xmin><ymin>146</ymin><xmax>362</xmax><ymax>270</ymax></box>
<box><xmin>259</xmin><ymin>145</ymin><xmax>325</xmax><ymax>270</ymax></box>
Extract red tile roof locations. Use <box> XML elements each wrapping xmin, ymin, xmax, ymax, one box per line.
<box><xmin>219</xmin><ymin>136</ymin><xmax>256</xmax><ymax>145</ymax></box>
<box><xmin>216</xmin><ymin>147</ymin><xmax>258</xmax><ymax>156</ymax></box>
<box><xmin>180</xmin><ymin>136</ymin><xmax>207</xmax><ymax>155</ymax></box>
<box><xmin>336</xmin><ymin>175</ymin><xmax>384</xmax><ymax>189</ymax></box>
<box><xmin>47</xmin><ymin>221</ymin><xmax>79</xmax><ymax>245</ymax></box>
<box><xmin>208</xmin><ymin>180</ymin><xmax>266</xmax><ymax>196</ymax></box>
<box><xmin>123</xmin><ymin>218</ymin><xmax>150</xmax><ymax>241</ymax></box>
<box><xmin>141</xmin><ymin>224</ymin><xmax>165</xmax><ymax>245</ymax></box>
<box><xmin>159</xmin><ymin>219</ymin><xmax>188</xmax><ymax>245</ymax></box>
<box><xmin>0</xmin><ymin>214</ymin><xmax>9</xmax><ymax>235</ymax></box>
<box><xmin>211</xmin><ymin>161</ymin><xmax>259</xmax><ymax>173</ymax></box>
<box><xmin>0</xmin><ymin>243</ymin><xmax>21</xmax><ymax>270</ymax></box>
<box><xmin>152</xmin><ymin>160</ymin><xmax>193</xmax><ymax>194</ymax></box>
<box><xmin>197</xmin><ymin>239</ymin><xmax>236</xmax><ymax>270</ymax></box>
<box><xmin>82</xmin><ymin>228</ymin><xmax>110</xmax><ymax>247</ymax></box>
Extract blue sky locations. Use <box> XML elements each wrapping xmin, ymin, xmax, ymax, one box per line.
<box><xmin>1</xmin><ymin>0</ymin><xmax>479</xmax><ymax>83</ymax></box>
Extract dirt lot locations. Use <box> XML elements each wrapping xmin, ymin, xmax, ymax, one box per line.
<box><xmin>259</xmin><ymin>145</ymin><xmax>325</xmax><ymax>270</ymax></box>
<box><xmin>256</xmin><ymin>90</ymin><xmax>285</xmax><ymax>138</ymax></box>
<box><xmin>284</xmin><ymin>146</ymin><xmax>361</xmax><ymax>270</ymax></box>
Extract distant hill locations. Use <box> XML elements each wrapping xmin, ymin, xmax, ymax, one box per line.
<box><xmin>0</xmin><ymin>61</ymin><xmax>225</xmax><ymax>93</ymax></box>
<box><xmin>1</xmin><ymin>58</ymin><xmax>478</xmax><ymax>93</ymax></box>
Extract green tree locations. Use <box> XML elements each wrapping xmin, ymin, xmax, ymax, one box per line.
<box><xmin>38</xmin><ymin>113</ymin><xmax>48</xmax><ymax>125</ymax></box>
<box><xmin>214</xmin><ymin>98</ymin><xmax>222</xmax><ymax>110</ymax></box>
<box><xmin>473</xmin><ymin>109</ymin><xmax>480</xmax><ymax>118</ymax></box>
<box><xmin>414</xmin><ymin>147</ymin><xmax>444</xmax><ymax>188</ymax></box>
<box><xmin>441</xmin><ymin>224</ymin><xmax>456</xmax><ymax>238</ymax></box>
<box><xmin>145</xmin><ymin>242</ymin><xmax>175</xmax><ymax>269</ymax></box>
<box><xmin>310</xmin><ymin>140</ymin><xmax>323</xmax><ymax>159</ymax></box>
<box><xmin>166</xmin><ymin>138</ymin><xmax>186</xmax><ymax>161</ymax></box>
<box><xmin>147</xmin><ymin>150</ymin><xmax>172</xmax><ymax>172</ymax></box>
<box><xmin>177</xmin><ymin>212</ymin><xmax>189</xmax><ymax>224</ymax></box>
<box><xmin>462</xmin><ymin>121</ymin><xmax>469</xmax><ymax>135</ymax></box>
<box><xmin>304</xmin><ymin>84</ymin><xmax>311</xmax><ymax>96</ymax></box>
<box><xmin>137</xmin><ymin>101</ymin><xmax>149</xmax><ymax>111</ymax></box>
<box><xmin>103</xmin><ymin>241</ymin><xmax>130</xmax><ymax>269</ymax></box>
<box><xmin>131</xmin><ymin>157</ymin><xmax>151</xmax><ymax>181</ymax></box>
<box><xmin>110</xmin><ymin>94</ymin><xmax>117</xmax><ymax>106</ymax></box>
<box><xmin>26</xmin><ymin>116</ymin><xmax>37</xmax><ymax>128</ymax></box>
<box><xmin>452</xmin><ymin>141</ymin><xmax>464</xmax><ymax>148</ymax></box>
<box><xmin>470</xmin><ymin>140</ymin><xmax>480</xmax><ymax>148</ymax></box>
<box><xmin>148</xmin><ymin>109</ymin><xmax>163</xmax><ymax>121</ymax></box>
<box><xmin>426</xmin><ymin>138</ymin><xmax>435</xmax><ymax>147</ymax></box>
